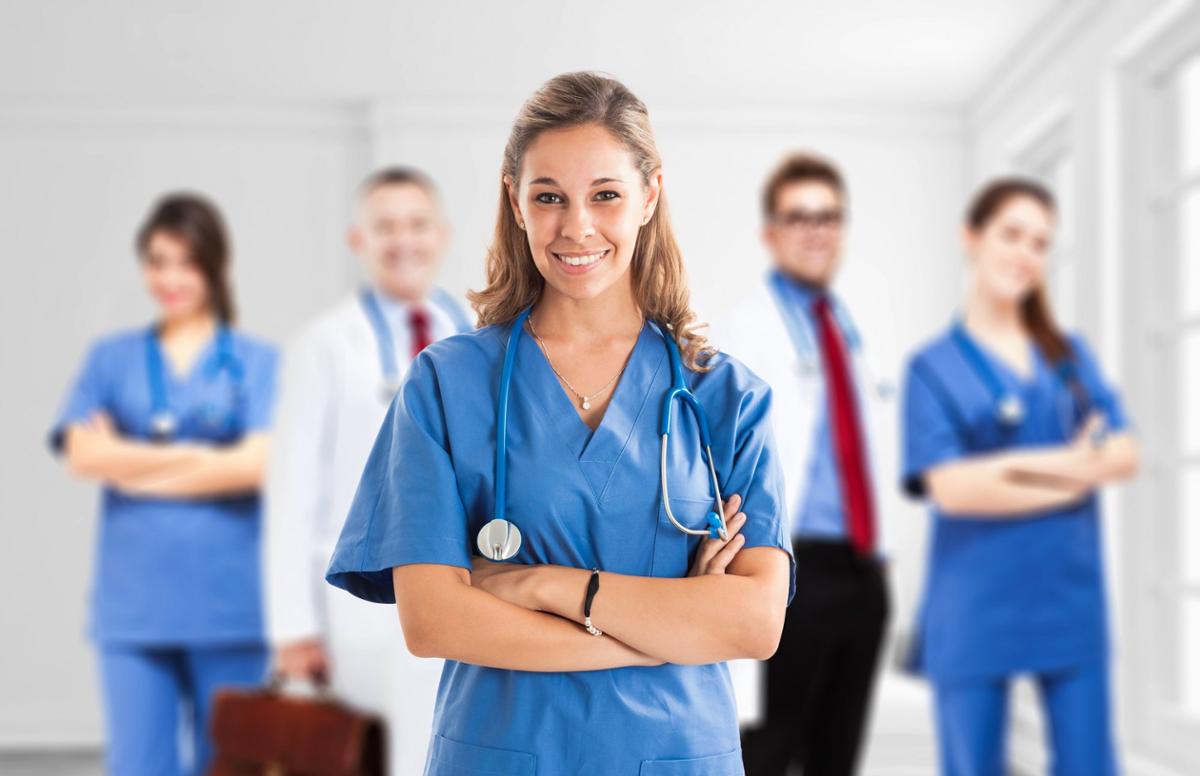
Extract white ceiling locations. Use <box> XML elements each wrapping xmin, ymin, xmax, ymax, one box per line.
<box><xmin>0</xmin><ymin>0</ymin><xmax>1068</xmax><ymax>108</ymax></box>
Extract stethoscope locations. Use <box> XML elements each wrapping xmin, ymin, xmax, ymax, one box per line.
<box><xmin>949</xmin><ymin>319</ymin><xmax>1099</xmax><ymax>440</ymax></box>
<box><xmin>475</xmin><ymin>307</ymin><xmax>730</xmax><ymax>561</ymax></box>
<box><xmin>144</xmin><ymin>324</ymin><xmax>243</xmax><ymax>442</ymax></box>
<box><xmin>359</xmin><ymin>288</ymin><xmax>472</xmax><ymax>403</ymax></box>
<box><xmin>765</xmin><ymin>271</ymin><xmax>893</xmax><ymax>400</ymax></box>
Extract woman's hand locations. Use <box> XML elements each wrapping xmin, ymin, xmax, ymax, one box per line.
<box><xmin>1071</xmin><ymin>412</ymin><xmax>1108</xmax><ymax>454</ymax></box>
<box><xmin>688</xmin><ymin>493</ymin><xmax>747</xmax><ymax>577</ymax></box>
<box><xmin>71</xmin><ymin>411</ymin><xmax>121</xmax><ymax>454</ymax></box>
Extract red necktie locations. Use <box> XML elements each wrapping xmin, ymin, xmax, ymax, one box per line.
<box><xmin>409</xmin><ymin>306</ymin><xmax>432</xmax><ymax>358</ymax></box>
<box><xmin>813</xmin><ymin>296</ymin><xmax>876</xmax><ymax>556</ymax></box>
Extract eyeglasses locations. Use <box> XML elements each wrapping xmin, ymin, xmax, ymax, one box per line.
<box><xmin>771</xmin><ymin>209</ymin><xmax>845</xmax><ymax>231</ymax></box>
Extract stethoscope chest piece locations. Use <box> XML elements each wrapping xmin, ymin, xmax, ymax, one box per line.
<box><xmin>150</xmin><ymin>411</ymin><xmax>176</xmax><ymax>441</ymax></box>
<box><xmin>995</xmin><ymin>394</ymin><xmax>1025</xmax><ymax>427</ymax></box>
<box><xmin>477</xmin><ymin>518</ymin><xmax>522</xmax><ymax>561</ymax></box>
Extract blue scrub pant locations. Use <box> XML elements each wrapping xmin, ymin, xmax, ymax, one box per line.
<box><xmin>98</xmin><ymin>643</ymin><xmax>269</xmax><ymax>776</ymax></box>
<box><xmin>933</xmin><ymin>662</ymin><xmax>1118</xmax><ymax>776</ymax></box>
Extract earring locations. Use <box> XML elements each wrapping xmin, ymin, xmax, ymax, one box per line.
<box><xmin>517</xmin><ymin>221</ymin><xmax>525</xmax><ymax>231</ymax></box>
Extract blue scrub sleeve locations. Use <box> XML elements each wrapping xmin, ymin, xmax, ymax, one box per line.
<box><xmin>48</xmin><ymin>339</ymin><xmax>110</xmax><ymax>454</ymax></box>
<box><xmin>325</xmin><ymin>352</ymin><xmax>472</xmax><ymax>604</ymax></box>
<box><xmin>1069</xmin><ymin>333</ymin><xmax>1130</xmax><ymax>433</ymax></box>
<box><xmin>717</xmin><ymin>373</ymin><xmax>797</xmax><ymax>605</ymax></box>
<box><xmin>901</xmin><ymin>358</ymin><xmax>967</xmax><ymax>498</ymax></box>
<box><xmin>241</xmin><ymin>343</ymin><xmax>279</xmax><ymax>433</ymax></box>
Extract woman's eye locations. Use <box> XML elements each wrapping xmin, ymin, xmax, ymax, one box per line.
<box><xmin>535</xmin><ymin>192</ymin><xmax>563</xmax><ymax>205</ymax></box>
<box><xmin>594</xmin><ymin>190</ymin><xmax>620</xmax><ymax>201</ymax></box>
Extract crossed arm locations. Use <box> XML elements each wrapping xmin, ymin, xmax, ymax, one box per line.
<box><xmin>62</xmin><ymin>412</ymin><xmax>269</xmax><ymax>498</ymax></box>
<box><xmin>391</xmin><ymin>494</ymin><xmax>792</xmax><ymax>672</ymax></box>
<box><xmin>924</xmin><ymin>413</ymin><xmax>1140</xmax><ymax>517</ymax></box>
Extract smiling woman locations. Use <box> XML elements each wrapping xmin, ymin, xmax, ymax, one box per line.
<box><xmin>324</xmin><ymin>71</ymin><xmax>796</xmax><ymax>776</ymax></box>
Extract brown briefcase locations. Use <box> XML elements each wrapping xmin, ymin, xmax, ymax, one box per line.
<box><xmin>207</xmin><ymin>677</ymin><xmax>386</xmax><ymax>776</ymax></box>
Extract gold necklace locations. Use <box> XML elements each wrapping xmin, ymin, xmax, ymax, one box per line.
<box><xmin>526</xmin><ymin>315</ymin><xmax>641</xmax><ymax>411</ymax></box>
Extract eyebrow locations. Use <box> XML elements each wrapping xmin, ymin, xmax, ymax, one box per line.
<box><xmin>529</xmin><ymin>177</ymin><xmax>625</xmax><ymax>186</ymax></box>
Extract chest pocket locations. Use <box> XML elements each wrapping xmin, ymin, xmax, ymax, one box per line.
<box><xmin>640</xmin><ymin>749</ymin><xmax>744</xmax><ymax>775</ymax></box>
<box><xmin>650</xmin><ymin>497</ymin><xmax>710</xmax><ymax>578</ymax></box>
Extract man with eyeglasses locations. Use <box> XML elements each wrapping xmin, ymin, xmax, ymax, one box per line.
<box><xmin>717</xmin><ymin>152</ymin><xmax>891</xmax><ymax>776</ymax></box>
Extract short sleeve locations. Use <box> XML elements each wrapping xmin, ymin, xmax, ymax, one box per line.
<box><xmin>241</xmin><ymin>342</ymin><xmax>280</xmax><ymax>433</ymax></box>
<box><xmin>325</xmin><ymin>352</ymin><xmax>472</xmax><ymax>604</ymax></box>
<box><xmin>48</xmin><ymin>340</ymin><xmax>110</xmax><ymax>455</ymax></box>
<box><xmin>901</xmin><ymin>358</ymin><xmax>967</xmax><ymax>498</ymax></box>
<box><xmin>711</xmin><ymin>365</ymin><xmax>797</xmax><ymax>605</ymax></box>
<box><xmin>1069</xmin><ymin>334</ymin><xmax>1130</xmax><ymax>433</ymax></box>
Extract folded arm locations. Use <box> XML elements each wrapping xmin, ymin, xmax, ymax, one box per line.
<box><xmin>62</xmin><ymin>413</ymin><xmax>269</xmax><ymax>498</ymax></box>
<box><xmin>391</xmin><ymin>563</ymin><xmax>663</xmax><ymax>672</ymax></box>
<box><xmin>925</xmin><ymin>414</ymin><xmax>1139</xmax><ymax>517</ymax></box>
<box><xmin>472</xmin><ymin>496</ymin><xmax>790</xmax><ymax>665</ymax></box>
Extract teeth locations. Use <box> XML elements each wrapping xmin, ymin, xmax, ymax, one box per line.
<box><xmin>554</xmin><ymin>250</ymin><xmax>606</xmax><ymax>267</ymax></box>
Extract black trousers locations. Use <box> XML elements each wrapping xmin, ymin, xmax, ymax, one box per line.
<box><xmin>741</xmin><ymin>539</ymin><xmax>890</xmax><ymax>776</ymax></box>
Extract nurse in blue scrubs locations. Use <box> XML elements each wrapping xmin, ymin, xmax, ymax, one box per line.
<box><xmin>50</xmin><ymin>193</ymin><xmax>278</xmax><ymax>776</ymax></box>
<box><xmin>900</xmin><ymin>178</ymin><xmax>1140</xmax><ymax>775</ymax></box>
<box><xmin>326</xmin><ymin>71</ymin><xmax>795</xmax><ymax>776</ymax></box>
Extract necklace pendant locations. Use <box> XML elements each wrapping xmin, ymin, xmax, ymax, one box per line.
<box><xmin>582</xmin><ymin>398</ymin><xmax>591</xmax><ymax>410</ymax></box>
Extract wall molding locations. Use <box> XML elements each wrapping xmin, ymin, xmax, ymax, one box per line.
<box><xmin>969</xmin><ymin>0</ymin><xmax>1110</xmax><ymax>125</ymax></box>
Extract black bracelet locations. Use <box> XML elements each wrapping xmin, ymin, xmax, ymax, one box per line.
<box><xmin>583</xmin><ymin>568</ymin><xmax>602</xmax><ymax>636</ymax></box>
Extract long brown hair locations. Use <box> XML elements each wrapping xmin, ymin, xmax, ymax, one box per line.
<box><xmin>965</xmin><ymin>177</ymin><xmax>1069</xmax><ymax>362</ymax></box>
<box><xmin>469</xmin><ymin>71</ymin><xmax>714</xmax><ymax>370</ymax></box>
<box><xmin>136</xmin><ymin>193</ymin><xmax>237</xmax><ymax>325</ymax></box>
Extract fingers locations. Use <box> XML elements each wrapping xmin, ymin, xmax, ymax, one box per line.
<box><xmin>692</xmin><ymin>512</ymin><xmax>748</xmax><ymax>576</ymax></box>
<box><xmin>723</xmin><ymin>493</ymin><xmax>742</xmax><ymax>521</ymax></box>
<box><xmin>708</xmin><ymin>533</ymin><xmax>746</xmax><ymax>574</ymax></box>
<box><xmin>723</xmin><ymin>512</ymin><xmax>746</xmax><ymax>541</ymax></box>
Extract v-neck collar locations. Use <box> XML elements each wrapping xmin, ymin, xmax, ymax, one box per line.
<box><xmin>957</xmin><ymin>323</ymin><xmax>1039</xmax><ymax>387</ymax></box>
<box><xmin>150</xmin><ymin>324</ymin><xmax>220</xmax><ymax>384</ymax></box>
<box><xmin>514</xmin><ymin>319</ymin><xmax>666</xmax><ymax>504</ymax></box>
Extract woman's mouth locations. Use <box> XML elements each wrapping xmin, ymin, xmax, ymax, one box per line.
<box><xmin>551</xmin><ymin>249</ymin><xmax>609</xmax><ymax>274</ymax></box>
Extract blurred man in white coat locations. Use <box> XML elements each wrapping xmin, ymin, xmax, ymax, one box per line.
<box><xmin>265</xmin><ymin>167</ymin><xmax>471</xmax><ymax>774</ymax></box>
<box><xmin>717</xmin><ymin>153</ymin><xmax>892</xmax><ymax>776</ymax></box>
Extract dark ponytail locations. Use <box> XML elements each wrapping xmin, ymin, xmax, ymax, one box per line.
<box><xmin>965</xmin><ymin>177</ymin><xmax>1069</xmax><ymax>363</ymax></box>
<box><xmin>136</xmin><ymin>193</ymin><xmax>237</xmax><ymax>325</ymax></box>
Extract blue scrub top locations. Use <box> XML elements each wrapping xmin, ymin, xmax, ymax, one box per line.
<box><xmin>51</xmin><ymin>327</ymin><xmax>278</xmax><ymax>646</ymax></box>
<box><xmin>327</xmin><ymin>319</ymin><xmax>794</xmax><ymax>776</ymax></box>
<box><xmin>901</xmin><ymin>327</ymin><xmax>1129</xmax><ymax>682</ymax></box>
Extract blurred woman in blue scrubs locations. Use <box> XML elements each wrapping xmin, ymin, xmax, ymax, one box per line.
<box><xmin>901</xmin><ymin>178</ymin><xmax>1139</xmax><ymax>775</ymax></box>
<box><xmin>326</xmin><ymin>71</ymin><xmax>795</xmax><ymax>775</ymax></box>
<box><xmin>50</xmin><ymin>193</ymin><xmax>278</xmax><ymax>776</ymax></box>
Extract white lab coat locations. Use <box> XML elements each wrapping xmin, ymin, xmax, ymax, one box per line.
<box><xmin>264</xmin><ymin>292</ymin><xmax>463</xmax><ymax>775</ymax></box>
<box><xmin>711</xmin><ymin>277</ymin><xmax>894</xmax><ymax>728</ymax></box>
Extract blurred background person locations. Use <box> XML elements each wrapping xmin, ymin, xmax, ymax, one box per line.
<box><xmin>719</xmin><ymin>153</ymin><xmax>891</xmax><ymax>776</ymax></box>
<box><xmin>900</xmin><ymin>179</ymin><xmax>1140</xmax><ymax>775</ymax></box>
<box><xmin>263</xmin><ymin>166</ymin><xmax>470</xmax><ymax>774</ymax></box>
<box><xmin>47</xmin><ymin>193</ymin><xmax>278</xmax><ymax>776</ymax></box>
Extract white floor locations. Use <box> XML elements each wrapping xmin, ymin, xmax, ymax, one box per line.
<box><xmin>0</xmin><ymin>678</ymin><xmax>943</xmax><ymax>776</ymax></box>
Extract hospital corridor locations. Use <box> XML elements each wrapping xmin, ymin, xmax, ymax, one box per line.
<box><xmin>1</xmin><ymin>1</ymin><xmax>1198</xmax><ymax>774</ymax></box>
